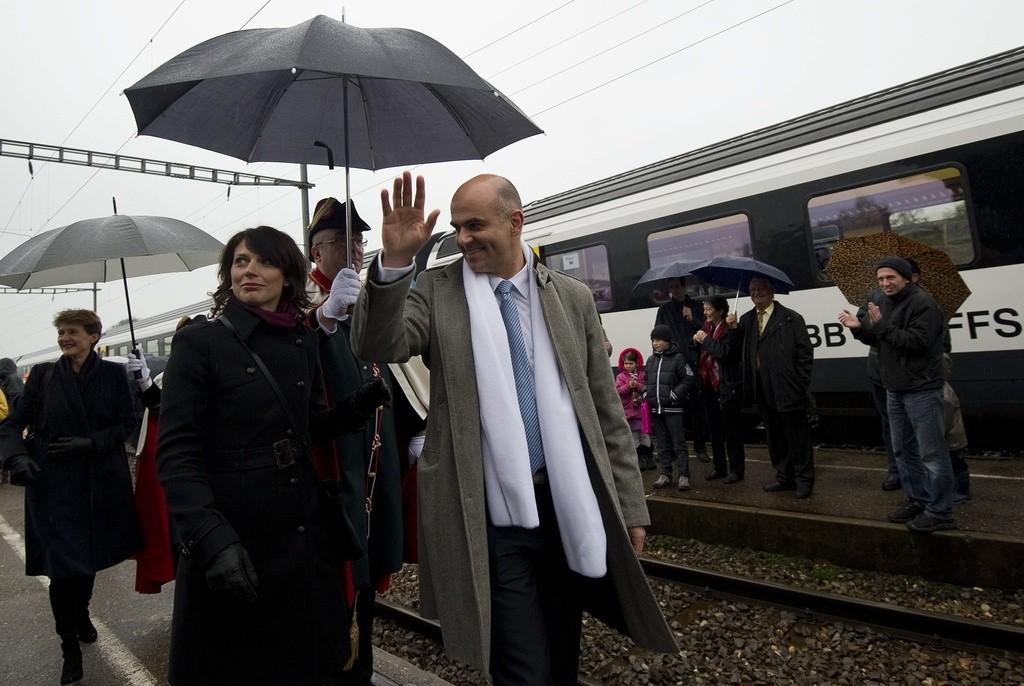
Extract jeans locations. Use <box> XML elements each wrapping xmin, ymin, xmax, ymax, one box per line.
<box><xmin>887</xmin><ymin>388</ymin><xmax>954</xmax><ymax>519</ymax></box>
<box><xmin>870</xmin><ymin>382</ymin><xmax>899</xmax><ymax>476</ymax></box>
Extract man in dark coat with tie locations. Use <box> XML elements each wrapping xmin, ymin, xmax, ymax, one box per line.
<box><xmin>728</xmin><ymin>277</ymin><xmax>815</xmax><ymax>498</ymax></box>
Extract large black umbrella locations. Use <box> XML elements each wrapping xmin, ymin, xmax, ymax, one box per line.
<box><xmin>124</xmin><ymin>15</ymin><xmax>543</xmax><ymax>265</ymax></box>
<box><xmin>0</xmin><ymin>215</ymin><xmax>223</xmax><ymax>349</ymax></box>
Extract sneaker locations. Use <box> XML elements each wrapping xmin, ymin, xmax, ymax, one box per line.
<box><xmin>906</xmin><ymin>513</ymin><xmax>957</xmax><ymax>534</ymax></box>
<box><xmin>653</xmin><ymin>474</ymin><xmax>672</xmax><ymax>489</ymax></box>
<box><xmin>881</xmin><ymin>475</ymin><xmax>902</xmax><ymax>491</ymax></box>
<box><xmin>678</xmin><ymin>476</ymin><xmax>690</xmax><ymax>491</ymax></box>
<box><xmin>887</xmin><ymin>502</ymin><xmax>924</xmax><ymax>523</ymax></box>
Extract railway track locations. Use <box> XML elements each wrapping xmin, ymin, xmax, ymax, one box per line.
<box><xmin>374</xmin><ymin>557</ymin><xmax>1023</xmax><ymax>683</ymax></box>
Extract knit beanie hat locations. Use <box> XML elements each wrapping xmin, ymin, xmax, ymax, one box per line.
<box><xmin>876</xmin><ymin>256</ymin><xmax>913</xmax><ymax>280</ymax></box>
<box><xmin>650</xmin><ymin>324</ymin><xmax>673</xmax><ymax>342</ymax></box>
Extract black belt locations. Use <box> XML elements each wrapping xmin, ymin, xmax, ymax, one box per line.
<box><xmin>207</xmin><ymin>438</ymin><xmax>304</xmax><ymax>473</ymax></box>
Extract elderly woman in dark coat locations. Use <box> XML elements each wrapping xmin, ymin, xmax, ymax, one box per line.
<box><xmin>157</xmin><ymin>226</ymin><xmax>389</xmax><ymax>686</ymax></box>
<box><xmin>0</xmin><ymin>309</ymin><xmax>141</xmax><ymax>685</ymax></box>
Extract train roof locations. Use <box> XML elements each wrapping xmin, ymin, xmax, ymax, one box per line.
<box><xmin>522</xmin><ymin>45</ymin><xmax>1024</xmax><ymax>224</ymax></box>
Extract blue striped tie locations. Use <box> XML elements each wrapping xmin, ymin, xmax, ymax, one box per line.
<box><xmin>496</xmin><ymin>280</ymin><xmax>545</xmax><ymax>474</ymax></box>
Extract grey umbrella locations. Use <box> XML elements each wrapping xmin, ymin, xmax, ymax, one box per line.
<box><xmin>0</xmin><ymin>215</ymin><xmax>223</xmax><ymax>348</ymax></box>
<box><xmin>123</xmin><ymin>15</ymin><xmax>543</xmax><ymax>266</ymax></box>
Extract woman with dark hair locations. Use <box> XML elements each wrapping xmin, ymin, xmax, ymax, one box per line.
<box><xmin>694</xmin><ymin>296</ymin><xmax>746</xmax><ymax>483</ymax></box>
<box><xmin>157</xmin><ymin>226</ymin><xmax>389</xmax><ymax>685</ymax></box>
<box><xmin>0</xmin><ymin>308</ymin><xmax>141</xmax><ymax>684</ymax></box>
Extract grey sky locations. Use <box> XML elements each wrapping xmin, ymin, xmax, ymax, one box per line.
<box><xmin>2</xmin><ymin>0</ymin><xmax>1022</xmax><ymax>358</ymax></box>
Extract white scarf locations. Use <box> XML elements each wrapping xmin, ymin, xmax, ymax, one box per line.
<box><xmin>464</xmin><ymin>243</ymin><xmax>607</xmax><ymax>578</ymax></box>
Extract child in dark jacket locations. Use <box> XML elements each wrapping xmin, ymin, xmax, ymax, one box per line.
<box><xmin>645</xmin><ymin>324</ymin><xmax>696</xmax><ymax>490</ymax></box>
<box><xmin>615</xmin><ymin>348</ymin><xmax>654</xmax><ymax>470</ymax></box>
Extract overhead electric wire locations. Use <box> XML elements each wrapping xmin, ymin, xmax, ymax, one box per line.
<box><xmin>510</xmin><ymin>0</ymin><xmax>720</xmax><ymax>96</ymax></box>
<box><xmin>530</xmin><ymin>0</ymin><xmax>800</xmax><ymax>116</ymax></box>
<box><xmin>461</xmin><ymin>1</ymin><xmax>576</xmax><ymax>59</ymax></box>
<box><xmin>239</xmin><ymin>0</ymin><xmax>274</xmax><ymax>30</ymax></box>
<box><xmin>1</xmin><ymin>0</ymin><xmax>188</xmax><ymax>236</ymax></box>
<box><xmin>488</xmin><ymin>0</ymin><xmax>653</xmax><ymax>80</ymax></box>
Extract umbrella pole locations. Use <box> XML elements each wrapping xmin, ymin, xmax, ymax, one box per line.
<box><xmin>735</xmin><ymin>281</ymin><xmax>741</xmax><ymax>315</ymax></box>
<box><xmin>343</xmin><ymin>78</ymin><xmax>353</xmax><ymax>271</ymax></box>
<box><xmin>120</xmin><ymin>257</ymin><xmax>138</xmax><ymax>352</ymax></box>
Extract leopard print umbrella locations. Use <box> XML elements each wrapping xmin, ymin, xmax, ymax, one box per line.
<box><xmin>825</xmin><ymin>232</ymin><xmax>971</xmax><ymax>318</ymax></box>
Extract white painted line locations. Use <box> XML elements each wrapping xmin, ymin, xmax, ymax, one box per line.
<box><xmin>0</xmin><ymin>512</ymin><xmax>160</xmax><ymax>686</ymax></box>
<box><xmin>746</xmin><ymin>458</ymin><xmax>1024</xmax><ymax>481</ymax></box>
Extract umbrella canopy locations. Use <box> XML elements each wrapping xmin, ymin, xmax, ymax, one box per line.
<box><xmin>633</xmin><ymin>260</ymin><xmax>703</xmax><ymax>292</ymax></box>
<box><xmin>123</xmin><ymin>15</ymin><xmax>543</xmax><ymax>168</ymax></box>
<box><xmin>0</xmin><ymin>215</ymin><xmax>224</xmax><ymax>289</ymax></box>
<box><xmin>685</xmin><ymin>255</ymin><xmax>795</xmax><ymax>295</ymax></box>
<box><xmin>633</xmin><ymin>256</ymin><xmax>794</xmax><ymax>295</ymax></box>
<box><xmin>824</xmin><ymin>232</ymin><xmax>970</xmax><ymax>318</ymax></box>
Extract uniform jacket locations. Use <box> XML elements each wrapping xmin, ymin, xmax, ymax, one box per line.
<box><xmin>157</xmin><ymin>298</ymin><xmax>363</xmax><ymax>685</ymax></box>
<box><xmin>737</xmin><ymin>301</ymin><xmax>814</xmax><ymax>412</ymax></box>
<box><xmin>852</xmin><ymin>283</ymin><xmax>945</xmax><ymax>393</ymax></box>
<box><xmin>0</xmin><ymin>353</ymin><xmax>141</xmax><ymax>578</ymax></box>
<box><xmin>644</xmin><ymin>344</ymin><xmax>695</xmax><ymax>415</ymax></box>
<box><xmin>351</xmin><ymin>259</ymin><xmax>677</xmax><ymax>676</ymax></box>
<box><xmin>307</xmin><ymin>273</ymin><xmax>404</xmax><ymax>591</ymax></box>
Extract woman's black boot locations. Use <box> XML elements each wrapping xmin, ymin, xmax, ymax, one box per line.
<box><xmin>60</xmin><ymin>636</ymin><xmax>83</xmax><ymax>685</ymax></box>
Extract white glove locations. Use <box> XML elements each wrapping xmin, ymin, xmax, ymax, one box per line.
<box><xmin>320</xmin><ymin>268</ymin><xmax>363</xmax><ymax>323</ymax></box>
<box><xmin>407</xmin><ymin>430</ymin><xmax>426</xmax><ymax>465</ymax></box>
<box><xmin>127</xmin><ymin>350</ymin><xmax>153</xmax><ymax>391</ymax></box>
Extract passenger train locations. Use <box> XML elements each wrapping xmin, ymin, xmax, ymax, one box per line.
<box><xmin>16</xmin><ymin>47</ymin><xmax>1024</xmax><ymax>448</ymax></box>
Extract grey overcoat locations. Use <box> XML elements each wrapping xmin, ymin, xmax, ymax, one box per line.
<box><xmin>351</xmin><ymin>259</ymin><xmax>677</xmax><ymax>676</ymax></box>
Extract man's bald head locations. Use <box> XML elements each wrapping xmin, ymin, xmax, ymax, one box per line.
<box><xmin>455</xmin><ymin>174</ymin><xmax>522</xmax><ymax>220</ymax></box>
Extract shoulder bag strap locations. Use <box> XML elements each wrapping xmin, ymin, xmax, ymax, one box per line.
<box><xmin>220</xmin><ymin>314</ymin><xmax>307</xmax><ymax>449</ymax></box>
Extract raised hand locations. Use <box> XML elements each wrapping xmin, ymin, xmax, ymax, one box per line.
<box><xmin>838</xmin><ymin>310</ymin><xmax>861</xmax><ymax>330</ymax></box>
<box><xmin>867</xmin><ymin>302</ymin><xmax>883</xmax><ymax>325</ymax></box>
<box><xmin>380</xmin><ymin>171</ymin><xmax>440</xmax><ymax>268</ymax></box>
<box><xmin>725</xmin><ymin>313</ymin><xmax>738</xmax><ymax>328</ymax></box>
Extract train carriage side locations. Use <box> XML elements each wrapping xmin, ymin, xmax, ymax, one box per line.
<box><xmin>522</xmin><ymin>88</ymin><xmax>1024</xmax><ymax>449</ymax></box>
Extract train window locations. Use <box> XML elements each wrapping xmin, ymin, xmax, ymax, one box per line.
<box><xmin>116</xmin><ymin>345</ymin><xmax>129</xmax><ymax>357</ymax></box>
<box><xmin>809</xmin><ymin>167</ymin><xmax>975</xmax><ymax>272</ymax></box>
<box><xmin>145</xmin><ymin>338</ymin><xmax>160</xmax><ymax>355</ymax></box>
<box><xmin>436</xmin><ymin>235</ymin><xmax>460</xmax><ymax>259</ymax></box>
<box><xmin>646</xmin><ymin>214</ymin><xmax>752</xmax><ymax>300</ymax></box>
<box><xmin>163</xmin><ymin>336</ymin><xmax>173</xmax><ymax>355</ymax></box>
<box><xmin>546</xmin><ymin>244</ymin><xmax>614</xmax><ymax>312</ymax></box>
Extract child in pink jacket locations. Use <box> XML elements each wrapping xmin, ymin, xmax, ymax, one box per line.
<box><xmin>616</xmin><ymin>348</ymin><xmax>654</xmax><ymax>469</ymax></box>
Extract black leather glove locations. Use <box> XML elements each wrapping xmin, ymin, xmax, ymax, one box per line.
<box><xmin>6</xmin><ymin>454</ymin><xmax>41</xmax><ymax>486</ymax></box>
<box><xmin>205</xmin><ymin>543</ymin><xmax>259</xmax><ymax>603</ymax></box>
<box><xmin>351</xmin><ymin>377</ymin><xmax>392</xmax><ymax>417</ymax></box>
<box><xmin>46</xmin><ymin>436</ymin><xmax>96</xmax><ymax>461</ymax></box>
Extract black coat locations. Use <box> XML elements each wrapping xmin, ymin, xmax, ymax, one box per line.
<box><xmin>737</xmin><ymin>302</ymin><xmax>814</xmax><ymax>413</ymax></box>
<box><xmin>0</xmin><ymin>353</ymin><xmax>141</xmax><ymax>578</ymax></box>
<box><xmin>698</xmin><ymin>325</ymin><xmax>744</xmax><ymax>409</ymax></box>
<box><xmin>157</xmin><ymin>299</ymin><xmax>363</xmax><ymax>686</ymax></box>
<box><xmin>851</xmin><ymin>283</ymin><xmax>945</xmax><ymax>393</ymax></box>
<box><xmin>644</xmin><ymin>344</ymin><xmax>695</xmax><ymax>414</ymax></box>
<box><xmin>0</xmin><ymin>357</ymin><xmax>24</xmax><ymax>409</ymax></box>
<box><xmin>655</xmin><ymin>297</ymin><xmax>703</xmax><ymax>365</ymax></box>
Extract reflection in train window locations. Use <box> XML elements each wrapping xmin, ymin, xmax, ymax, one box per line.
<box><xmin>646</xmin><ymin>214</ymin><xmax>752</xmax><ymax>301</ymax></box>
<box><xmin>809</xmin><ymin>167</ymin><xmax>975</xmax><ymax>273</ymax></box>
<box><xmin>546</xmin><ymin>244</ymin><xmax>613</xmax><ymax>312</ymax></box>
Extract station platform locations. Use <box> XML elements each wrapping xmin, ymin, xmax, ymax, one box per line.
<box><xmin>643</xmin><ymin>446</ymin><xmax>1024</xmax><ymax>589</ymax></box>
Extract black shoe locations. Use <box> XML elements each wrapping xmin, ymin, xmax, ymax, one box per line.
<box><xmin>763</xmin><ymin>481</ymin><xmax>795</xmax><ymax>492</ymax></box>
<box><xmin>794</xmin><ymin>487</ymin><xmax>812</xmax><ymax>499</ymax></box>
<box><xmin>887</xmin><ymin>502</ymin><xmax>924</xmax><ymax>523</ymax></box>
<box><xmin>705</xmin><ymin>471</ymin><xmax>725</xmax><ymax>481</ymax></box>
<box><xmin>78</xmin><ymin>618</ymin><xmax>97</xmax><ymax>644</ymax></box>
<box><xmin>953</xmin><ymin>491</ymin><xmax>972</xmax><ymax>504</ymax></box>
<box><xmin>881</xmin><ymin>475</ymin><xmax>902</xmax><ymax>491</ymax></box>
<box><xmin>696</xmin><ymin>452</ymin><xmax>711</xmax><ymax>463</ymax></box>
<box><xmin>906</xmin><ymin>513</ymin><xmax>957</xmax><ymax>534</ymax></box>
<box><xmin>60</xmin><ymin>638</ymin><xmax>83</xmax><ymax>685</ymax></box>
<box><xmin>723</xmin><ymin>473</ymin><xmax>743</xmax><ymax>484</ymax></box>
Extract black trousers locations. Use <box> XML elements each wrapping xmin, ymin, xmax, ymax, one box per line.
<box><xmin>757</xmin><ymin>384</ymin><xmax>814</xmax><ymax>489</ymax></box>
<box><xmin>703</xmin><ymin>392</ymin><xmax>745</xmax><ymax>478</ymax></box>
<box><xmin>653</xmin><ymin>413</ymin><xmax>689</xmax><ymax>478</ymax></box>
<box><xmin>334</xmin><ymin>588</ymin><xmax>375</xmax><ymax>685</ymax></box>
<box><xmin>49</xmin><ymin>575</ymin><xmax>95</xmax><ymax>639</ymax></box>
<box><xmin>487</xmin><ymin>482</ymin><xmax>584</xmax><ymax>686</ymax></box>
<box><xmin>685</xmin><ymin>391</ymin><xmax>707</xmax><ymax>455</ymax></box>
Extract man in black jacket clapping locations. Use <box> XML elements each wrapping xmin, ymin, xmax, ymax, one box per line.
<box><xmin>646</xmin><ymin>325</ymin><xmax>696</xmax><ymax>491</ymax></box>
